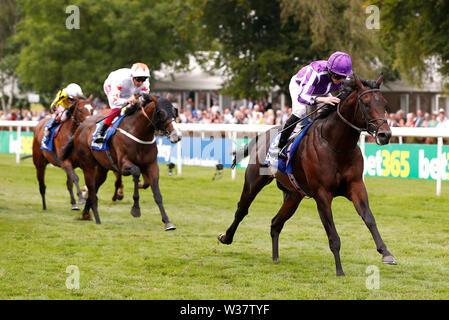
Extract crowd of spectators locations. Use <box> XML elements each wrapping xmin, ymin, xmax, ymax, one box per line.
<box><xmin>176</xmin><ymin>98</ymin><xmax>291</xmax><ymax>126</ymax></box>
<box><xmin>387</xmin><ymin>108</ymin><xmax>449</xmax><ymax>129</ymax></box>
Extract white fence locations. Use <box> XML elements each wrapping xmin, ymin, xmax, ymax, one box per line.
<box><xmin>1</xmin><ymin>120</ymin><xmax>449</xmax><ymax>195</ymax></box>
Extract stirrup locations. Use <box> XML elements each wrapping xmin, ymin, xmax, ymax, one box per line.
<box><xmin>278</xmin><ymin>145</ymin><xmax>288</xmax><ymax>160</ymax></box>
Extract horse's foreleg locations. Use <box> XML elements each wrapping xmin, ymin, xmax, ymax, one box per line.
<box><xmin>348</xmin><ymin>181</ymin><xmax>397</xmax><ymax>265</ymax></box>
<box><xmin>271</xmin><ymin>191</ymin><xmax>303</xmax><ymax>262</ymax></box>
<box><xmin>82</xmin><ymin>167</ymin><xmax>105</xmax><ymax>224</ymax></box>
<box><xmin>122</xmin><ymin>163</ymin><xmax>141</xmax><ymax>218</ymax></box>
<box><xmin>112</xmin><ymin>172</ymin><xmax>124</xmax><ymax>201</ymax></box>
<box><xmin>61</xmin><ymin>163</ymin><xmax>80</xmax><ymax>210</ymax></box>
<box><xmin>315</xmin><ymin>191</ymin><xmax>345</xmax><ymax>276</ymax></box>
<box><xmin>72</xmin><ymin>170</ymin><xmax>86</xmax><ymax>206</ymax></box>
<box><xmin>142</xmin><ymin>163</ymin><xmax>175</xmax><ymax>231</ymax></box>
<box><xmin>35</xmin><ymin>163</ymin><xmax>47</xmax><ymax>210</ymax></box>
<box><xmin>218</xmin><ymin>165</ymin><xmax>272</xmax><ymax>245</ymax></box>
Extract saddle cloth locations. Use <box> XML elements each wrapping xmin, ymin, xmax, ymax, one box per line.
<box><xmin>40</xmin><ymin>119</ymin><xmax>59</xmax><ymax>152</ymax></box>
<box><xmin>264</xmin><ymin>121</ymin><xmax>314</xmax><ymax>174</ymax></box>
<box><xmin>91</xmin><ymin>115</ymin><xmax>126</xmax><ymax>151</ymax></box>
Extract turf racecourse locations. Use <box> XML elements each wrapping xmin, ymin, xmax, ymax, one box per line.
<box><xmin>0</xmin><ymin>153</ymin><xmax>448</xmax><ymax>300</ymax></box>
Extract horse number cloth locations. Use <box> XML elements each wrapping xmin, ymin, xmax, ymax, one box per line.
<box><xmin>91</xmin><ymin>114</ymin><xmax>126</xmax><ymax>151</ymax></box>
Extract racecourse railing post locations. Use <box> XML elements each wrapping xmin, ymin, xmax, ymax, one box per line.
<box><xmin>231</xmin><ymin>130</ymin><xmax>237</xmax><ymax>180</ymax></box>
<box><xmin>16</xmin><ymin>125</ymin><xmax>21</xmax><ymax>164</ymax></box>
<box><xmin>360</xmin><ymin>133</ymin><xmax>366</xmax><ymax>182</ymax></box>
<box><xmin>177</xmin><ymin>138</ymin><xmax>182</xmax><ymax>175</ymax></box>
<box><xmin>437</xmin><ymin>136</ymin><xmax>443</xmax><ymax>196</ymax></box>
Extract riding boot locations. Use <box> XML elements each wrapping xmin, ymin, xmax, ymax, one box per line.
<box><xmin>278</xmin><ymin>114</ymin><xmax>300</xmax><ymax>160</ymax></box>
<box><xmin>93</xmin><ymin>122</ymin><xmax>109</xmax><ymax>143</ymax></box>
<box><xmin>44</xmin><ymin>119</ymin><xmax>59</xmax><ymax>141</ymax></box>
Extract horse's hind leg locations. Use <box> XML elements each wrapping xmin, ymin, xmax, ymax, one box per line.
<box><xmin>348</xmin><ymin>181</ymin><xmax>397</xmax><ymax>265</ymax></box>
<box><xmin>271</xmin><ymin>191</ymin><xmax>303</xmax><ymax>262</ymax></box>
<box><xmin>218</xmin><ymin>164</ymin><xmax>273</xmax><ymax>245</ymax></box>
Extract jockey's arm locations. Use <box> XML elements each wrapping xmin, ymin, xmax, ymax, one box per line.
<box><xmin>108</xmin><ymin>84</ymin><xmax>129</xmax><ymax>109</ymax></box>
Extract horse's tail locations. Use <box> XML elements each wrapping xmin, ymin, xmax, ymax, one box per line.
<box><xmin>61</xmin><ymin>136</ymin><xmax>74</xmax><ymax>161</ymax></box>
<box><xmin>20</xmin><ymin>154</ymin><xmax>32</xmax><ymax>160</ymax></box>
<box><xmin>231</xmin><ymin>135</ymin><xmax>259</xmax><ymax>169</ymax></box>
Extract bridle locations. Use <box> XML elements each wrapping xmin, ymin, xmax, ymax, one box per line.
<box><xmin>69</xmin><ymin>99</ymin><xmax>91</xmax><ymax>127</ymax></box>
<box><xmin>336</xmin><ymin>87</ymin><xmax>387</xmax><ymax>143</ymax></box>
<box><xmin>139</xmin><ymin>98</ymin><xmax>175</xmax><ymax>138</ymax></box>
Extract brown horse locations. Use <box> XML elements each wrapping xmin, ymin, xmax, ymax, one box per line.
<box><xmin>218</xmin><ymin>74</ymin><xmax>397</xmax><ymax>276</ymax></box>
<box><xmin>62</xmin><ymin>94</ymin><xmax>181</xmax><ymax>230</ymax></box>
<box><xmin>33</xmin><ymin>96</ymin><xmax>95</xmax><ymax>210</ymax></box>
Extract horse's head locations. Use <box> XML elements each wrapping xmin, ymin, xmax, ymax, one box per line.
<box><xmin>70</xmin><ymin>95</ymin><xmax>94</xmax><ymax>126</ymax></box>
<box><xmin>339</xmin><ymin>74</ymin><xmax>391</xmax><ymax>145</ymax></box>
<box><xmin>146</xmin><ymin>95</ymin><xmax>182</xmax><ymax>143</ymax></box>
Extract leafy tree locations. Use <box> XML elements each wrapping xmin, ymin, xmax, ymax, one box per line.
<box><xmin>15</xmin><ymin>0</ymin><xmax>196</xmax><ymax>99</ymax></box>
<box><xmin>0</xmin><ymin>0</ymin><xmax>20</xmax><ymax>112</ymax></box>
<box><xmin>188</xmin><ymin>0</ymin><xmax>326</xmax><ymax>99</ymax></box>
<box><xmin>373</xmin><ymin>0</ymin><xmax>449</xmax><ymax>86</ymax></box>
<box><xmin>189</xmin><ymin>0</ymin><xmax>393</xmax><ymax>100</ymax></box>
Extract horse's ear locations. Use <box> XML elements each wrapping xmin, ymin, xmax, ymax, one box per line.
<box><xmin>72</xmin><ymin>97</ymin><xmax>80</xmax><ymax>103</ymax></box>
<box><xmin>149</xmin><ymin>94</ymin><xmax>158</xmax><ymax>105</ymax></box>
<box><xmin>376</xmin><ymin>72</ymin><xmax>383</xmax><ymax>88</ymax></box>
<box><xmin>87</xmin><ymin>94</ymin><xmax>93</xmax><ymax>102</ymax></box>
<box><xmin>354</xmin><ymin>75</ymin><xmax>364</xmax><ymax>90</ymax></box>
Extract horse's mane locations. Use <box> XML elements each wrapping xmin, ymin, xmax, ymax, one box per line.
<box><xmin>315</xmin><ymin>76</ymin><xmax>379</xmax><ymax>120</ymax></box>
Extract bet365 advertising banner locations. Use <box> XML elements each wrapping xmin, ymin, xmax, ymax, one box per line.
<box><xmin>363</xmin><ymin>143</ymin><xmax>449</xmax><ymax>181</ymax></box>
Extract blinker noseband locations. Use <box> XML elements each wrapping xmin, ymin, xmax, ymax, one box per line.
<box><xmin>337</xmin><ymin>88</ymin><xmax>387</xmax><ymax>143</ymax></box>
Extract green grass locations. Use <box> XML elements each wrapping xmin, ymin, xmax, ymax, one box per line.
<box><xmin>0</xmin><ymin>153</ymin><xmax>448</xmax><ymax>300</ymax></box>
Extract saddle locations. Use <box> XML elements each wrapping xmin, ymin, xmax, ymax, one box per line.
<box><xmin>91</xmin><ymin>114</ymin><xmax>126</xmax><ymax>151</ymax></box>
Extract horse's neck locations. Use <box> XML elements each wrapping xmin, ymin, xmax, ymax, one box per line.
<box><xmin>321</xmin><ymin>101</ymin><xmax>361</xmax><ymax>152</ymax></box>
<box><xmin>124</xmin><ymin>107</ymin><xmax>155</xmax><ymax>139</ymax></box>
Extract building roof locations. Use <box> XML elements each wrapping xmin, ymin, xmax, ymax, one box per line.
<box><xmin>153</xmin><ymin>53</ymin><xmax>225</xmax><ymax>91</ymax></box>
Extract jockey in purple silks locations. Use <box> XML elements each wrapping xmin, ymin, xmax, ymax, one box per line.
<box><xmin>278</xmin><ymin>51</ymin><xmax>353</xmax><ymax>159</ymax></box>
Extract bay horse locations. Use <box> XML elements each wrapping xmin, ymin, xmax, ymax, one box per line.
<box><xmin>218</xmin><ymin>74</ymin><xmax>397</xmax><ymax>276</ymax></box>
<box><xmin>32</xmin><ymin>96</ymin><xmax>96</xmax><ymax>210</ymax></box>
<box><xmin>62</xmin><ymin>94</ymin><xmax>181</xmax><ymax>230</ymax></box>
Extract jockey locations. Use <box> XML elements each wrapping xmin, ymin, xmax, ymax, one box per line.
<box><xmin>278</xmin><ymin>51</ymin><xmax>353</xmax><ymax>160</ymax></box>
<box><xmin>93</xmin><ymin>62</ymin><xmax>150</xmax><ymax>143</ymax></box>
<box><xmin>44</xmin><ymin>83</ymin><xmax>84</xmax><ymax>141</ymax></box>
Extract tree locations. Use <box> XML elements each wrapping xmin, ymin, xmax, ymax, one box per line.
<box><xmin>189</xmin><ymin>0</ymin><xmax>393</xmax><ymax>100</ymax></box>
<box><xmin>15</xmin><ymin>0</ymin><xmax>196</xmax><ymax>99</ymax></box>
<box><xmin>373</xmin><ymin>0</ymin><xmax>449</xmax><ymax>86</ymax></box>
<box><xmin>0</xmin><ymin>0</ymin><xmax>20</xmax><ymax>112</ymax></box>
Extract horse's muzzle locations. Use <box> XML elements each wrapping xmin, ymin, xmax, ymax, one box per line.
<box><xmin>376</xmin><ymin>130</ymin><xmax>391</xmax><ymax>145</ymax></box>
<box><xmin>169</xmin><ymin>121</ymin><xmax>182</xmax><ymax>143</ymax></box>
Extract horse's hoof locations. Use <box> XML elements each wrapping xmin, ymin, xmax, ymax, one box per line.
<box><xmin>218</xmin><ymin>233</ymin><xmax>231</xmax><ymax>245</ymax></box>
<box><xmin>71</xmin><ymin>205</ymin><xmax>80</xmax><ymax>211</ymax></box>
<box><xmin>131</xmin><ymin>206</ymin><xmax>141</xmax><ymax>217</ymax></box>
<box><xmin>337</xmin><ymin>272</ymin><xmax>346</xmax><ymax>277</ymax></box>
<box><xmin>116</xmin><ymin>194</ymin><xmax>124</xmax><ymax>201</ymax></box>
<box><xmin>382</xmin><ymin>255</ymin><xmax>398</xmax><ymax>265</ymax></box>
<box><xmin>165</xmin><ymin>223</ymin><xmax>176</xmax><ymax>231</ymax></box>
<box><xmin>77</xmin><ymin>214</ymin><xmax>92</xmax><ymax>221</ymax></box>
<box><xmin>77</xmin><ymin>198</ymin><xmax>86</xmax><ymax>205</ymax></box>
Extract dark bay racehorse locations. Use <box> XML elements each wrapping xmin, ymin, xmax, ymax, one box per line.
<box><xmin>62</xmin><ymin>94</ymin><xmax>181</xmax><ymax>230</ymax></box>
<box><xmin>218</xmin><ymin>74</ymin><xmax>397</xmax><ymax>276</ymax></box>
